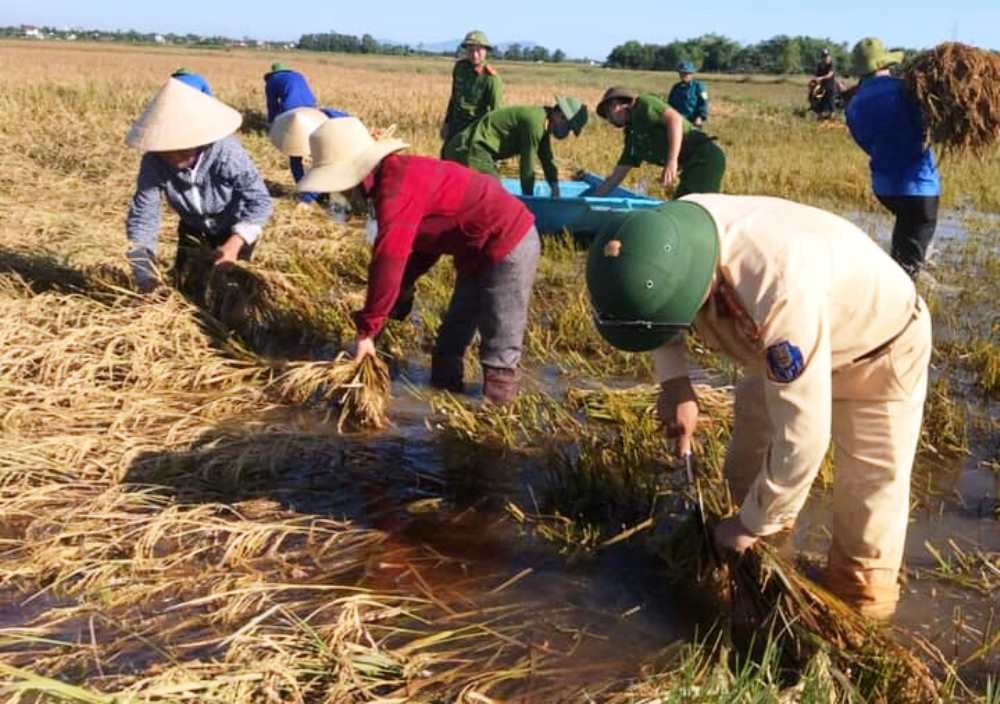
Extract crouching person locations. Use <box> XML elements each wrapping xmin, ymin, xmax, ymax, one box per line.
<box><xmin>586</xmin><ymin>195</ymin><xmax>931</xmax><ymax>619</ymax></box>
<box><xmin>125</xmin><ymin>78</ymin><xmax>273</xmax><ymax>293</ymax></box>
<box><xmin>298</xmin><ymin>117</ymin><xmax>540</xmax><ymax>403</ymax></box>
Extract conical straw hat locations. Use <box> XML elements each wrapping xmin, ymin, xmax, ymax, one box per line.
<box><xmin>269</xmin><ymin>107</ymin><xmax>330</xmax><ymax>157</ymax></box>
<box><xmin>297</xmin><ymin>117</ymin><xmax>409</xmax><ymax>194</ymax></box>
<box><xmin>126</xmin><ymin>78</ymin><xmax>242</xmax><ymax>152</ymax></box>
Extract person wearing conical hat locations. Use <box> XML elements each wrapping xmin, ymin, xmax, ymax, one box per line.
<box><xmin>440</xmin><ymin>30</ymin><xmax>503</xmax><ymax>148</ymax></box>
<box><xmin>170</xmin><ymin>67</ymin><xmax>212</xmax><ymax>96</ymax></box>
<box><xmin>298</xmin><ymin>117</ymin><xmax>540</xmax><ymax>404</ymax></box>
<box><xmin>667</xmin><ymin>61</ymin><xmax>709</xmax><ymax>127</ymax></box>
<box><xmin>441</xmin><ymin>97</ymin><xmax>588</xmax><ymax>198</ymax></box>
<box><xmin>268</xmin><ymin>105</ymin><xmax>349</xmax><ymax>205</ymax></box>
<box><xmin>846</xmin><ymin>38</ymin><xmax>940</xmax><ymax>281</ymax></box>
<box><xmin>586</xmin><ymin>194</ymin><xmax>931</xmax><ymax>619</ymax></box>
<box><xmin>590</xmin><ymin>87</ymin><xmax>726</xmax><ymax>199</ymax></box>
<box><xmin>125</xmin><ymin>78</ymin><xmax>273</xmax><ymax>293</ymax></box>
<box><xmin>263</xmin><ymin>62</ymin><xmax>347</xmax><ymax>203</ymax></box>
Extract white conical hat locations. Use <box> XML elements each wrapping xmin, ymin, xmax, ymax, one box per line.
<box><xmin>268</xmin><ymin>107</ymin><xmax>329</xmax><ymax>157</ymax></box>
<box><xmin>297</xmin><ymin>117</ymin><xmax>409</xmax><ymax>194</ymax></box>
<box><xmin>126</xmin><ymin>78</ymin><xmax>242</xmax><ymax>152</ymax></box>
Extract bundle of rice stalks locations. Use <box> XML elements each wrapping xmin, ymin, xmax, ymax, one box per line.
<box><xmin>204</xmin><ymin>260</ymin><xmax>329</xmax><ymax>349</ymax></box>
<box><xmin>657</xmin><ymin>515</ymin><xmax>942</xmax><ymax>702</ymax></box>
<box><xmin>904</xmin><ymin>42</ymin><xmax>1000</xmax><ymax>156</ymax></box>
<box><xmin>274</xmin><ymin>354</ymin><xmax>390</xmax><ymax>432</ymax></box>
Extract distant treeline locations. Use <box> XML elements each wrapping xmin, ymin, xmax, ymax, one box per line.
<box><xmin>0</xmin><ymin>24</ymin><xmax>290</xmax><ymax>48</ymax></box>
<box><xmin>606</xmin><ymin>34</ymin><xmax>916</xmax><ymax>75</ymax></box>
<box><xmin>298</xmin><ymin>31</ymin><xmax>568</xmax><ymax>63</ymax></box>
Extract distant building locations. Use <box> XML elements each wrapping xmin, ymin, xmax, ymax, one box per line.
<box><xmin>66</xmin><ymin>33</ymin><xmax>77</xmax><ymax>41</ymax></box>
<box><xmin>154</xmin><ymin>34</ymin><xmax>166</xmax><ymax>44</ymax></box>
<box><xmin>22</xmin><ymin>26</ymin><xmax>43</xmax><ymax>39</ymax></box>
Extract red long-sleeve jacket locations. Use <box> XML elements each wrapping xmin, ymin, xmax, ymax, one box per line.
<box><xmin>354</xmin><ymin>154</ymin><xmax>534</xmax><ymax>338</ymax></box>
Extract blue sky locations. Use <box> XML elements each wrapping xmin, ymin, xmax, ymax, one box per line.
<box><xmin>5</xmin><ymin>0</ymin><xmax>998</xmax><ymax>59</ymax></box>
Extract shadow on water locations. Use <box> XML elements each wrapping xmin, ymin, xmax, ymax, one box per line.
<box><xmin>119</xmin><ymin>407</ymin><xmax>716</xmax><ymax>692</ymax></box>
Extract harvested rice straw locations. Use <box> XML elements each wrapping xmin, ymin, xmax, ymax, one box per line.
<box><xmin>904</xmin><ymin>42</ymin><xmax>1000</xmax><ymax>157</ymax></box>
<box><xmin>657</xmin><ymin>514</ymin><xmax>942</xmax><ymax>702</ymax></box>
<box><xmin>275</xmin><ymin>353</ymin><xmax>391</xmax><ymax>431</ymax></box>
<box><xmin>205</xmin><ymin>261</ymin><xmax>320</xmax><ymax>340</ymax></box>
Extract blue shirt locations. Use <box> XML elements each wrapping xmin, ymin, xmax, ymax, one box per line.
<box><xmin>264</xmin><ymin>69</ymin><xmax>317</xmax><ymax>123</ymax></box>
<box><xmin>172</xmin><ymin>72</ymin><xmax>212</xmax><ymax>95</ymax></box>
<box><xmin>846</xmin><ymin>75</ymin><xmax>940</xmax><ymax>197</ymax></box>
<box><xmin>667</xmin><ymin>79</ymin><xmax>709</xmax><ymax>123</ymax></box>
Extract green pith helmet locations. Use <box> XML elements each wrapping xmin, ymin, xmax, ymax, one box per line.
<box><xmin>172</xmin><ymin>67</ymin><xmax>191</xmax><ymax>76</ymax></box>
<box><xmin>586</xmin><ymin>201</ymin><xmax>719</xmax><ymax>352</ymax></box>
<box><xmin>555</xmin><ymin>95</ymin><xmax>588</xmax><ymax>135</ymax></box>
<box><xmin>461</xmin><ymin>30</ymin><xmax>493</xmax><ymax>50</ymax></box>
<box><xmin>270</xmin><ymin>62</ymin><xmax>289</xmax><ymax>73</ymax></box>
<box><xmin>850</xmin><ymin>37</ymin><xmax>904</xmax><ymax>76</ymax></box>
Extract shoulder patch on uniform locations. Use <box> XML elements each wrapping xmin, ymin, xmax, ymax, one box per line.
<box><xmin>766</xmin><ymin>341</ymin><xmax>805</xmax><ymax>383</ymax></box>
<box><xmin>700</xmin><ymin>91</ymin><xmax>708</xmax><ymax>99</ymax></box>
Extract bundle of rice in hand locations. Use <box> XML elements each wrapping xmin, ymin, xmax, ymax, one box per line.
<box><xmin>657</xmin><ymin>503</ymin><xmax>941</xmax><ymax>701</ymax></box>
<box><xmin>904</xmin><ymin>42</ymin><xmax>1000</xmax><ymax>157</ymax></box>
<box><xmin>275</xmin><ymin>353</ymin><xmax>391</xmax><ymax>432</ymax></box>
<box><xmin>204</xmin><ymin>261</ymin><xmax>324</xmax><ymax>350</ymax></box>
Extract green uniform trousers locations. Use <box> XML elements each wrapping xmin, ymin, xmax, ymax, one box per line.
<box><xmin>675</xmin><ymin>138</ymin><xmax>726</xmax><ymax>198</ymax></box>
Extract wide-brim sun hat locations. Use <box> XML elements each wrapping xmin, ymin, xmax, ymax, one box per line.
<box><xmin>269</xmin><ymin>107</ymin><xmax>330</xmax><ymax>157</ymax></box>
<box><xmin>126</xmin><ymin>78</ymin><xmax>242</xmax><ymax>152</ymax></box>
<box><xmin>851</xmin><ymin>37</ymin><xmax>904</xmax><ymax>76</ymax></box>
<box><xmin>555</xmin><ymin>95</ymin><xmax>588</xmax><ymax>136</ymax></box>
<box><xmin>586</xmin><ymin>201</ymin><xmax>719</xmax><ymax>352</ymax></box>
<box><xmin>596</xmin><ymin>86</ymin><xmax>636</xmax><ymax>119</ymax></box>
<box><xmin>296</xmin><ymin>117</ymin><xmax>409</xmax><ymax>194</ymax></box>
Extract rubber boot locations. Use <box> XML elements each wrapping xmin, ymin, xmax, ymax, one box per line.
<box><xmin>430</xmin><ymin>355</ymin><xmax>464</xmax><ymax>393</ymax></box>
<box><xmin>482</xmin><ymin>365</ymin><xmax>520</xmax><ymax>404</ymax></box>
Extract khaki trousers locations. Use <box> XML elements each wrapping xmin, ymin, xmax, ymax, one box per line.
<box><xmin>724</xmin><ymin>302</ymin><xmax>931</xmax><ymax>618</ymax></box>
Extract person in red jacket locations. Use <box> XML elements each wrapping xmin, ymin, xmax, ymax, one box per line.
<box><xmin>297</xmin><ymin>117</ymin><xmax>540</xmax><ymax>403</ymax></box>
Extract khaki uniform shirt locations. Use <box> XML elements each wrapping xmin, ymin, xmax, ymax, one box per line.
<box><xmin>443</xmin><ymin>60</ymin><xmax>503</xmax><ymax>136</ymax></box>
<box><xmin>652</xmin><ymin>194</ymin><xmax>918</xmax><ymax>535</ymax></box>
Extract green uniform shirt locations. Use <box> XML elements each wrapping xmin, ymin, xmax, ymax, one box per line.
<box><xmin>442</xmin><ymin>59</ymin><xmax>503</xmax><ymax>136</ymax></box>
<box><xmin>464</xmin><ymin>105</ymin><xmax>558</xmax><ymax>196</ymax></box>
<box><xmin>617</xmin><ymin>94</ymin><xmax>709</xmax><ymax>169</ymax></box>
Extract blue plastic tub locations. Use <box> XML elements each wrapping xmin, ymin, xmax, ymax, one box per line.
<box><xmin>501</xmin><ymin>172</ymin><xmax>662</xmax><ymax>237</ymax></box>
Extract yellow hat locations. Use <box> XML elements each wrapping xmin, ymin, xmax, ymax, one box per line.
<box><xmin>296</xmin><ymin>117</ymin><xmax>409</xmax><ymax>194</ymax></box>
<box><xmin>126</xmin><ymin>78</ymin><xmax>242</xmax><ymax>152</ymax></box>
<box><xmin>268</xmin><ymin>107</ymin><xmax>330</xmax><ymax>157</ymax></box>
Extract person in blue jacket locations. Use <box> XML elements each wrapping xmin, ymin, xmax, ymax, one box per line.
<box><xmin>264</xmin><ymin>63</ymin><xmax>323</xmax><ymax>201</ymax></box>
<box><xmin>667</xmin><ymin>61</ymin><xmax>709</xmax><ymax>127</ymax></box>
<box><xmin>846</xmin><ymin>38</ymin><xmax>940</xmax><ymax>280</ymax></box>
<box><xmin>171</xmin><ymin>68</ymin><xmax>211</xmax><ymax>95</ymax></box>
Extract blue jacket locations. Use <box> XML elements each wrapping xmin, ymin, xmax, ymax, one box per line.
<box><xmin>667</xmin><ymin>79</ymin><xmax>709</xmax><ymax>123</ymax></box>
<box><xmin>846</xmin><ymin>75</ymin><xmax>940</xmax><ymax>197</ymax></box>
<box><xmin>264</xmin><ymin>69</ymin><xmax>317</xmax><ymax>123</ymax></box>
<box><xmin>172</xmin><ymin>72</ymin><xmax>212</xmax><ymax>96</ymax></box>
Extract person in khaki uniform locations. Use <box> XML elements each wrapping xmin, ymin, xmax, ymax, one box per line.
<box><xmin>440</xmin><ymin>31</ymin><xmax>504</xmax><ymax>147</ymax></box>
<box><xmin>585</xmin><ymin>194</ymin><xmax>932</xmax><ymax>619</ymax></box>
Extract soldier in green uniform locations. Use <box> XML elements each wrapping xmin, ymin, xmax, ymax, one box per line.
<box><xmin>440</xmin><ymin>30</ymin><xmax>504</xmax><ymax>148</ymax></box>
<box><xmin>590</xmin><ymin>87</ymin><xmax>726</xmax><ymax>199</ymax></box>
<box><xmin>441</xmin><ymin>97</ymin><xmax>588</xmax><ymax>198</ymax></box>
<box><xmin>667</xmin><ymin>61</ymin><xmax>709</xmax><ymax>127</ymax></box>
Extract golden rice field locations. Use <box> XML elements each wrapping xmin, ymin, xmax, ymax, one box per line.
<box><xmin>0</xmin><ymin>40</ymin><xmax>998</xmax><ymax>702</ymax></box>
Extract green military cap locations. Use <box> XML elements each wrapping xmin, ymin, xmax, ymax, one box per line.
<box><xmin>270</xmin><ymin>62</ymin><xmax>290</xmax><ymax>73</ymax></box>
<box><xmin>555</xmin><ymin>95</ymin><xmax>588</xmax><ymax>135</ymax></box>
<box><xmin>461</xmin><ymin>30</ymin><xmax>493</xmax><ymax>50</ymax></box>
<box><xmin>172</xmin><ymin>67</ymin><xmax>192</xmax><ymax>76</ymax></box>
<box><xmin>851</xmin><ymin>37</ymin><xmax>904</xmax><ymax>76</ymax></box>
<box><xmin>587</xmin><ymin>201</ymin><xmax>719</xmax><ymax>352</ymax></box>
<box><xmin>596</xmin><ymin>86</ymin><xmax>636</xmax><ymax>119</ymax></box>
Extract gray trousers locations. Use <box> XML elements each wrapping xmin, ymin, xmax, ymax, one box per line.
<box><xmin>433</xmin><ymin>226</ymin><xmax>540</xmax><ymax>370</ymax></box>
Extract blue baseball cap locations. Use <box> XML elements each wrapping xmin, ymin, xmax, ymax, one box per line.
<box><xmin>677</xmin><ymin>61</ymin><xmax>696</xmax><ymax>74</ymax></box>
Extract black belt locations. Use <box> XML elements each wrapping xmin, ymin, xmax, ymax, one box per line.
<box><xmin>853</xmin><ymin>298</ymin><xmax>922</xmax><ymax>363</ymax></box>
